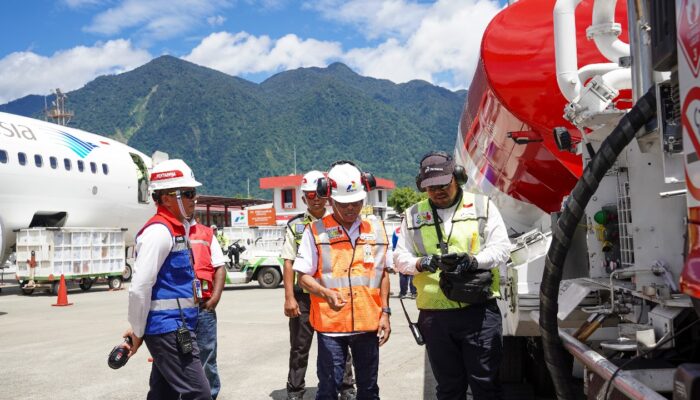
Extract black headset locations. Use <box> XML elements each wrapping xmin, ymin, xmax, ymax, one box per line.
<box><xmin>316</xmin><ymin>160</ymin><xmax>377</xmax><ymax>198</ymax></box>
<box><xmin>415</xmin><ymin>151</ymin><xmax>467</xmax><ymax>192</ymax></box>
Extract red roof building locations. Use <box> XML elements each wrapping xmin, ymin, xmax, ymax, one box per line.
<box><xmin>259</xmin><ymin>173</ymin><xmax>396</xmax><ymax>222</ymax></box>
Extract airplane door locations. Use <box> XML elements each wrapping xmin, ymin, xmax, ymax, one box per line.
<box><xmin>130</xmin><ymin>153</ymin><xmax>150</xmax><ymax>203</ymax></box>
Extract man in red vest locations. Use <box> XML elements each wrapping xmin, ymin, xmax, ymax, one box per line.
<box><xmin>294</xmin><ymin>161</ymin><xmax>391</xmax><ymax>400</ymax></box>
<box><xmin>190</xmin><ymin>219</ymin><xmax>228</xmax><ymax>399</ymax></box>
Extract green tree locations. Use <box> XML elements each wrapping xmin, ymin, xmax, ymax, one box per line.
<box><xmin>388</xmin><ymin>187</ymin><xmax>427</xmax><ymax>214</ymax></box>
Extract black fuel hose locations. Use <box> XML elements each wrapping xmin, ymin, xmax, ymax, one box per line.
<box><xmin>539</xmin><ymin>87</ymin><xmax>657</xmax><ymax>399</ymax></box>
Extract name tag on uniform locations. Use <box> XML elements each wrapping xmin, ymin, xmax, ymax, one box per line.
<box><xmin>193</xmin><ymin>280</ymin><xmax>202</xmax><ymax>303</ymax></box>
<box><xmin>173</xmin><ymin>236</ymin><xmax>188</xmax><ymax>252</ymax></box>
<box><xmin>363</xmin><ymin>244</ymin><xmax>373</xmax><ymax>265</ymax></box>
<box><xmin>360</xmin><ymin>233</ymin><xmax>375</xmax><ymax>241</ymax></box>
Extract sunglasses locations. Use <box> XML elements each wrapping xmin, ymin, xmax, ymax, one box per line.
<box><xmin>426</xmin><ymin>182</ymin><xmax>452</xmax><ymax>192</ymax></box>
<box><xmin>167</xmin><ymin>189</ymin><xmax>197</xmax><ymax>199</ymax></box>
<box><xmin>304</xmin><ymin>191</ymin><xmax>318</xmax><ymax>200</ymax></box>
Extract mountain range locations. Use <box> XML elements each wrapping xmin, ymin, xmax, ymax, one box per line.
<box><xmin>0</xmin><ymin>56</ymin><xmax>467</xmax><ymax>199</ymax></box>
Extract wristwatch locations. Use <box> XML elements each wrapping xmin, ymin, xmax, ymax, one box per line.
<box><xmin>381</xmin><ymin>307</ymin><xmax>392</xmax><ymax>316</ymax></box>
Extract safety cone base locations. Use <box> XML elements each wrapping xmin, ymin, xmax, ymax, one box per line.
<box><xmin>52</xmin><ymin>302</ymin><xmax>73</xmax><ymax>307</ymax></box>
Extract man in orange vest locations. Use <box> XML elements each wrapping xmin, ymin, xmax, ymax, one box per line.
<box><xmin>294</xmin><ymin>161</ymin><xmax>391</xmax><ymax>400</ymax></box>
<box><xmin>190</xmin><ymin>219</ymin><xmax>228</xmax><ymax>399</ymax></box>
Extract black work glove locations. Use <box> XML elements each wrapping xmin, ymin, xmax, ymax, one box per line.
<box><xmin>418</xmin><ymin>255</ymin><xmax>440</xmax><ymax>273</ymax></box>
<box><xmin>439</xmin><ymin>252</ymin><xmax>478</xmax><ymax>275</ymax></box>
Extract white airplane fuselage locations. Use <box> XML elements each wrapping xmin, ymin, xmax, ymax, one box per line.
<box><xmin>0</xmin><ymin>111</ymin><xmax>154</xmax><ymax>263</ymax></box>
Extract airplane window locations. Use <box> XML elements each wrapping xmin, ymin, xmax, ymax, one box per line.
<box><xmin>90</xmin><ymin>161</ymin><xmax>97</xmax><ymax>174</ymax></box>
<box><xmin>18</xmin><ymin>152</ymin><xmax>26</xmax><ymax>166</ymax></box>
<box><xmin>34</xmin><ymin>154</ymin><xmax>43</xmax><ymax>167</ymax></box>
<box><xmin>64</xmin><ymin>158</ymin><xmax>72</xmax><ymax>171</ymax></box>
<box><xmin>0</xmin><ymin>150</ymin><xmax>7</xmax><ymax>164</ymax></box>
<box><xmin>50</xmin><ymin>157</ymin><xmax>58</xmax><ymax>169</ymax></box>
<box><xmin>102</xmin><ymin>163</ymin><xmax>109</xmax><ymax>175</ymax></box>
<box><xmin>77</xmin><ymin>160</ymin><xmax>84</xmax><ymax>172</ymax></box>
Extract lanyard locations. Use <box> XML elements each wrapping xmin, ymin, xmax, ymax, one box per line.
<box><xmin>429</xmin><ymin>192</ymin><xmax>462</xmax><ymax>255</ymax></box>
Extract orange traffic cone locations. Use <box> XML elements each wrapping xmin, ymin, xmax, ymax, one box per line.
<box><xmin>52</xmin><ymin>274</ymin><xmax>73</xmax><ymax>307</ymax></box>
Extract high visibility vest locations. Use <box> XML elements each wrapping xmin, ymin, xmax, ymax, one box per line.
<box><xmin>286</xmin><ymin>212</ymin><xmax>320</xmax><ymax>293</ymax></box>
<box><xmin>137</xmin><ymin>206</ymin><xmax>198</xmax><ymax>335</ymax></box>
<box><xmin>190</xmin><ymin>224</ymin><xmax>215</xmax><ymax>299</ymax></box>
<box><xmin>406</xmin><ymin>192</ymin><xmax>500</xmax><ymax>310</ymax></box>
<box><xmin>309</xmin><ymin>215</ymin><xmax>388</xmax><ymax>333</ymax></box>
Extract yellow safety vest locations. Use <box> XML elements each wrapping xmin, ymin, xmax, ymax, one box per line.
<box><xmin>405</xmin><ymin>192</ymin><xmax>500</xmax><ymax>310</ymax></box>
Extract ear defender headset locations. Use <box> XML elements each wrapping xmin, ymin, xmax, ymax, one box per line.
<box><xmin>415</xmin><ymin>151</ymin><xmax>467</xmax><ymax>192</ymax></box>
<box><xmin>316</xmin><ymin>160</ymin><xmax>377</xmax><ymax>198</ymax></box>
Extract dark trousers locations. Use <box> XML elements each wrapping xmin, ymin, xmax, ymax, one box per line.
<box><xmin>418</xmin><ymin>301</ymin><xmax>502</xmax><ymax>400</ymax></box>
<box><xmin>399</xmin><ymin>273</ymin><xmax>417</xmax><ymax>296</ymax></box>
<box><xmin>144</xmin><ymin>331</ymin><xmax>212</xmax><ymax>400</ymax></box>
<box><xmin>288</xmin><ymin>292</ymin><xmax>355</xmax><ymax>394</ymax></box>
<box><xmin>316</xmin><ymin>332</ymin><xmax>379</xmax><ymax>400</ymax></box>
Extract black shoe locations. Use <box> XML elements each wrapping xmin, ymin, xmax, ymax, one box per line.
<box><xmin>339</xmin><ymin>389</ymin><xmax>356</xmax><ymax>400</ymax></box>
<box><xmin>399</xmin><ymin>293</ymin><xmax>407</xmax><ymax>299</ymax></box>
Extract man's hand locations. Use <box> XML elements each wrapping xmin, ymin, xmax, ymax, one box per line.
<box><xmin>122</xmin><ymin>328</ymin><xmax>143</xmax><ymax>358</ymax></box>
<box><xmin>201</xmin><ymin>295</ymin><xmax>220</xmax><ymax>311</ymax></box>
<box><xmin>322</xmin><ymin>288</ymin><xmax>347</xmax><ymax>311</ymax></box>
<box><xmin>418</xmin><ymin>255</ymin><xmax>441</xmax><ymax>273</ymax></box>
<box><xmin>284</xmin><ymin>296</ymin><xmax>301</xmax><ymax>318</ymax></box>
<box><xmin>377</xmin><ymin>313</ymin><xmax>391</xmax><ymax>346</ymax></box>
<box><xmin>440</xmin><ymin>253</ymin><xmax>478</xmax><ymax>275</ymax></box>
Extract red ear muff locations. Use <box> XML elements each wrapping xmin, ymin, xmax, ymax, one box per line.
<box><xmin>361</xmin><ymin>172</ymin><xmax>376</xmax><ymax>192</ymax></box>
<box><xmin>316</xmin><ymin>177</ymin><xmax>335</xmax><ymax>198</ymax></box>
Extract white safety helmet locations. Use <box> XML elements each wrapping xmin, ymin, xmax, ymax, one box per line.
<box><xmin>149</xmin><ymin>159</ymin><xmax>202</xmax><ymax>192</ymax></box>
<box><xmin>300</xmin><ymin>170</ymin><xmax>325</xmax><ymax>191</ymax></box>
<box><xmin>328</xmin><ymin>163</ymin><xmax>366</xmax><ymax>203</ymax></box>
<box><xmin>211</xmin><ymin>224</ymin><xmax>217</xmax><ymax>230</ymax></box>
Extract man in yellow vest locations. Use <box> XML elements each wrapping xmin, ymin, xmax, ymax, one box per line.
<box><xmin>294</xmin><ymin>161</ymin><xmax>391</xmax><ymax>400</ymax></box>
<box><xmin>394</xmin><ymin>151</ymin><xmax>510</xmax><ymax>400</ymax></box>
<box><xmin>282</xmin><ymin>170</ymin><xmax>356</xmax><ymax>400</ymax></box>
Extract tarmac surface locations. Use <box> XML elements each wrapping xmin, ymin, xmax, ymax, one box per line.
<box><xmin>0</xmin><ymin>273</ymin><xmax>443</xmax><ymax>400</ymax></box>
<box><xmin>0</xmin><ymin>271</ymin><xmax>550</xmax><ymax>399</ymax></box>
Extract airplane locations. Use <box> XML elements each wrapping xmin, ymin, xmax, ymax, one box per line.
<box><xmin>0</xmin><ymin>111</ymin><xmax>154</xmax><ymax>269</ymax></box>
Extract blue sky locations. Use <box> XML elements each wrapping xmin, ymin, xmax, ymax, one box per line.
<box><xmin>0</xmin><ymin>0</ymin><xmax>505</xmax><ymax>104</ymax></box>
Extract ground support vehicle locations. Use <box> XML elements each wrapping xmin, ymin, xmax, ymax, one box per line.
<box><xmin>456</xmin><ymin>0</ymin><xmax>700</xmax><ymax>398</ymax></box>
<box><xmin>222</xmin><ymin>226</ymin><xmax>285</xmax><ymax>289</ymax></box>
<box><xmin>15</xmin><ymin>227</ymin><xmax>127</xmax><ymax>295</ymax></box>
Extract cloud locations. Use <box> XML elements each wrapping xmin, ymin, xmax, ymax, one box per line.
<box><xmin>207</xmin><ymin>15</ymin><xmax>226</xmax><ymax>26</ymax></box>
<box><xmin>328</xmin><ymin>0</ymin><xmax>502</xmax><ymax>89</ymax></box>
<box><xmin>62</xmin><ymin>0</ymin><xmax>106</xmax><ymax>8</ymax></box>
<box><xmin>306</xmin><ymin>0</ymin><xmax>430</xmax><ymax>40</ymax></box>
<box><xmin>0</xmin><ymin>40</ymin><xmax>151</xmax><ymax>104</ymax></box>
<box><xmin>184</xmin><ymin>32</ymin><xmax>342</xmax><ymax>76</ymax></box>
<box><xmin>84</xmin><ymin>0</ymin><xmax>231</xmax><ymax>42</ymax></box>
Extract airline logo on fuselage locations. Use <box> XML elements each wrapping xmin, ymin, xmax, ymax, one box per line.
<box><xmin>0</xmin><ymin>120</ymin><xmax>98</xmax><ymax>158</ymax></box>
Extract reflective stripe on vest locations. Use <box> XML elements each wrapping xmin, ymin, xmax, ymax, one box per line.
<box><xmin>406</xmin><ymin>192</ymin><xmax>500</xmax><ymax>310</ymax></box>
<box><xmin>287</xmin><ymin>213</ymin><xmax>315</xmax><ymax>292</ymax></box>
<box><xmin>309</xmin><ymin>215</ymin><xmax>388</xmax><ymax>333</ymax></box>
<box><xmin>190</xmin><ymin>224</ymin><xmax>215</xmax><ymax>299</ymax></box>
<box><xmin>138</xmin><ymin>208</ymin><xmax>198</xmax><ymax>335</ymax></box>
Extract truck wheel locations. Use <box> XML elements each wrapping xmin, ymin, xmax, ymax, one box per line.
<box><xmin>20</xmin><ymin>282</ymin><xmax>34</xmax><ymax>296</ymax></box>
<box><xmin>108</xmin><ymin>276</ymin><xmax>123</xmax><ymax>290</ymax></box>
<box><xmin>257</xmin><ymin>266</ymin><xmax>281</xmax><ymax>289</ymax></box>
<box><xmin>79</xmin><ymin>278</ymin><xmax>93</xmax><ymax>291</ymax></box>
<box><xmin>51</xmin><ymin>281</ymin><xmax>60</xmax><ymax>296</ymax></box>
<box><xmin>122</xmin><ymin>264</ymin><xmax>132</xmax><ymax>281</ymax></box>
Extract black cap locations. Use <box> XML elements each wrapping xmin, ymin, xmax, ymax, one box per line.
<box><xmin>418</xmin><ymin>153</ymin><xmax>455</xmax><ymax>189</ymax></box>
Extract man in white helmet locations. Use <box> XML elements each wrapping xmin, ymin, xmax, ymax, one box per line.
<box><xmin>120</xmin><ymin>159</ymin><xmax>211</xmax><ymax>399</ymax></box>
<box><xmin>294</xmin><ymin>161</ymin><xmax>391</xmax><ymax>400</ymax></box>
<box><xmin>281</xmin><ymin>170</ymin><xmax>356</xmax><ymax>400</ymax></box>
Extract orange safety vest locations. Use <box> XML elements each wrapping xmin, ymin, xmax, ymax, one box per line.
<box><xmin>309</xmin><ymin>215</ymin><xmax>388</xmax><ymax>333</ymax></box>
<box><xmin>190</xmin><ymin>224</ymin><xmax>215</xmax><ymax>299</ymax></box>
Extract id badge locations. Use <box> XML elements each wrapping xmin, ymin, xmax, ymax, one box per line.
<box><xmin>193</xmin><ymin>280</ymin><xmax>202</xmax><ymax>303</ymax></box>
<box><xmin>363</xmin><ymin>244</ymin><xmax>373</xmax><ymax>265</ymax></box>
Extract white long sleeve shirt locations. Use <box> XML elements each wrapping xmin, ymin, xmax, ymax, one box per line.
<box><xmin>128</xmin><ymin>221</ymin><xmax>225</xmax><ymax>337</ymax></box>
<box><xmin>393</xmin><ymin>198</ymin><xmax>511</xmax><ymax>277</ymax></box>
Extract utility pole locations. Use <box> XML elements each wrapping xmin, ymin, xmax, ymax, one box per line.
<box><xmin>293</xmin><ymin>145</ymin><xmax>297</xmax><ymax>175</ymax></box>
<box><xmin>247</xmin><ymin>178</ymin><xmax>250</xmax><ymax>198</ymax></box>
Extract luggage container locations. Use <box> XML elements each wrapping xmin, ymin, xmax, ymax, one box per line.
<box><xmin>15</xmin><ymin>227</ymin><xmax>126</xmax><ymax>295</ymax></box>
<box><xmin>222</xmin><ymin>226</ymin><xmax>286</xmax><ymax>288</ymax></box>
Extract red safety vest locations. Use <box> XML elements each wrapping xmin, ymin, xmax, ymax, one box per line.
<box><xmin>308</xmin><ymin>215</ymin><xmax>388</xmax><ymax>333</ymax></box>
<box><xmin>190</xmin><ymin>224</ymin><xmax>215</xmax><ymax>299</ymax></box>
